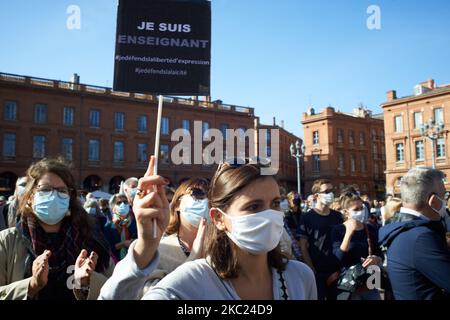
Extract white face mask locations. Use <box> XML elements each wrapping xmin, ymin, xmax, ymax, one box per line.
<box><xmin>217</xmin><ymin>208</ymin><xmax>284</xmax><ymax>255</ymax></box>
<box><xmin>320</xmin><ymin>192</ymin><xmax>334</xmax><ymax>206</ymax></box>
<box><xmin>430</xmin><ymin>195</ymin><xmax>447</xmax><ymax>219</ymax></box>
<box><xmin>349</xmin><ymin>207</ymin><xmax>368</xmax><ymax>224</ymax></box>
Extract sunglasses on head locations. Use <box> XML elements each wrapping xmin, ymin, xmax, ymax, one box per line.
<box><xmin>187</xmin><ymin>187</ymin><xmax>206</xmax><ymax>200</ymax></box>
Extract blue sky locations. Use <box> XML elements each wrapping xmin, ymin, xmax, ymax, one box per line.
<box><xmin>1</xmin><ymin>0</ymin><xmax>449</xmax><ymax>138</ymax></box>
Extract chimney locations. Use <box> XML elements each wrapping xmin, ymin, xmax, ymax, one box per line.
<box><xmin>427</xmin><ymin>79</ymin><xmax>435</xmax><ymax>89</ymax></box>
<box><xmin>280</xmin><ymin>120</ymin><xmax>285</xmax><ymax>129</ymax></box>
<box><xmin>71</xmin><ymin>73</ymin><xmax>80</xmax><ymax>84</ymax></box>
<box><xmin>387</xmin><ymin>90</ymin><xmax>397</xmax><ymax>101</ymax></box>
<box><xmin>273</xmin><ymin>117</ymin><xmax>276</xmax><ymax>126</ymax></box>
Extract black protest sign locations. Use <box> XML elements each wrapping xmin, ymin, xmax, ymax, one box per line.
<box><xmin>113</xmin><ymin>0</ymin><xmax>211</xmax><ymax>95</ymax></box>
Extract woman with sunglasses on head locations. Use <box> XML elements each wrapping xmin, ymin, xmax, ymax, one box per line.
<box><xmin>0</xmin><ymin>158</ymin><xmax>114</xmax><ymax>300</ymax></box>
<box><xmin>103</xmin><ymin>194</ymin><xmax>137</xmax><ymax>263</ymax></box>
<box><xmin>100</xmin><ymin>157</ymin><xmax>317</xmax><ymax>300</ymax></box>
<box><xmin>330</xmin><ymin>191</ymin><xmax>382</xmax><ymax>300</ymax></box>
<box><xmin>139</xmin><ymin>178</ymin><xmax>210</xmax><ymax>295</ymax></box>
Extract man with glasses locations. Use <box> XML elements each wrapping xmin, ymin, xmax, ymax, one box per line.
<box><xmin>379</xmin><ymin>167</ymin><xmax>450</xmax><ymax>299</ymax></box>
<box><xmin>298</xmin><ymin>179</ymin><xmax>343</xmax><ymax>300</ymax></box>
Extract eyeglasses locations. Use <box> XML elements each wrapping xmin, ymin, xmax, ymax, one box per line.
<box><xmin>213</xmin><ymin>156</ymin><xmax>271</xmax><ymax>183</ymax></box>
<box><xmin>116</xmin><ymin>200</ymin><xmax>129</xmax><ymax>206</ymax></box>
<box><xmin>36</xmin><ymin>185</ymin><xmax>71</xmax><ymax>199</ymax></box>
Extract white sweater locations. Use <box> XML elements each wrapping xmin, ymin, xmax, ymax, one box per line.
<box><xmin>99</xmin><ymin>241</ymin><xmax>317</xmax><ymax>300</ymax></box>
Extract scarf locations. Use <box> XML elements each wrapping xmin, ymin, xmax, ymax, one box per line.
<box><xmin>18</xmin><ymin>215</ymin><xmax>110</xmax><ymax>279</ymax></box>
<box><xmin>113</xmin><ymin>214</ymin><xmax>132</xmax><ymax>260</ymax></box>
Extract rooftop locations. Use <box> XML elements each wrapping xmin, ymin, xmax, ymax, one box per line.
<box><xmin>0</xmin><ymin>72</ymin><xmax>254</xmax><ymax>116</ymax></box>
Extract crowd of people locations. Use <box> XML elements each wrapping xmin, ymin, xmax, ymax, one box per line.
<box><xmin>0</xmin><ymin>156</ymin><xmax>449</xmax><ymax>300</ymax></box>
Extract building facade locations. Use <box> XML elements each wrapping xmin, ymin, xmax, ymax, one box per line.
<box><xmin>258</xmin><ymin>122</ymin><xmax>304</xmax><ymax>194</ymax></box>
<box><xmin>302</xmin><ymin>106</ymin><xmax>386</xmax><ymax>199</ymax></box>
<box><xmin>382</xmin><ymin>79</ymin><xmax>450</xmax><ymax>196</ymax></box>
<box><xmin>0</xmin><ymin>72</ymin><xmax>301</xmax><ymax>196</ymax></box>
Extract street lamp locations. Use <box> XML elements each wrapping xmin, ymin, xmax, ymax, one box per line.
<box><xmin>420</xmin><ymin>118</ymin><xmax>445</xmax><ymax>169</ymax></box>
<box><xmin>290</xmin><ymin>140</ymin><xmax>305</xmax><ymax>198</ymax></box>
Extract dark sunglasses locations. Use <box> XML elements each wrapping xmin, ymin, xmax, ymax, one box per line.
<box><xmin>318</xmin><ymin>189</ymin><xmax>334</xmax><ymax>194</ymax></box>
<box><xmin>188</xmin><ymin>187</ymin><xmax>206</xmax><ymax>200</ymax></box>
<box><xmin>116</xmin><ymin>200</ymin><xmax>129</xmax><ymax>205</ymax></box>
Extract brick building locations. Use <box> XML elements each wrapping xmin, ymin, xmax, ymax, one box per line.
<box><xmin>0</xmin><ymin>72</ymin><xmax>301</xmax><ymax>195</ymax></box>
<box><xmin>259</xmin><ymin>120</ymin><xmax>304</xmax><ymax>193</ymax></box>
<box><xmin>382</xmin><ymin>79</ymin><xmax>450</xmax><ymax>196</ymax></box>
<box><xmin>302</xmin><ymin>105</ymin><xmax>386</xmax><ymax>199</ymax></box>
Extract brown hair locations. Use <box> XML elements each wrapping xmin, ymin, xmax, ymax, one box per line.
<box><xmin>18</xmin><ymin>157</ymin><xmax>93</xmax><ymax>242</ymax></box>
<box><xmin>165</xmin><ymin>178</ymin><xmax>209</xmax><ymax>235</ymax></box>
<box><xmin>311</xmin><ymin>179</ymin><xmax>331</xmax><ymax>194</ymax></box>
<box><xmin>286</xmin><ymin>191</ymin><xmax>298</xmax><ymax>209</ymax></box>
<box><xmin>206</xmin><ymin>162</ymin><xmax>287</xmax><ymax>279</ymax></box>
<box><xmin>337</xmin><ymin>191</ymin><xmax>363</xmax><ymax>221</ymax></box>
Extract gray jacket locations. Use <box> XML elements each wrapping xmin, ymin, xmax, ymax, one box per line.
<box><xmin>99</xmin><ymin>241</ymin><xmax>317</xmax><ymax>300</ymax></box>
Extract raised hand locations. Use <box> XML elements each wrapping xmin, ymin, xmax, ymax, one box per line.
<box><xmin>186</xmin><ymin>218</ymin><xmax>207</xmax><ymax>261</ymax></box>
<box><xmin>132</xmin><ymin>156</ymin><xmax>170</xmax><ymax>269</ymax></box>
<box><xmin>28</xmin><ymin>250</ymin><xmax>51</xmax><ymax>298</ymax></box>
<box><xmin>74</xmin><ymin>249</ymin><xmax>98</xmax><ymax>288</ymax></box>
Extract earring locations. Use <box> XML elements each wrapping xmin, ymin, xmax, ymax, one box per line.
<box><xmin>66</xmin><ymin>210</ymin><xmax>71</xmax><ymax>217</ymax></box>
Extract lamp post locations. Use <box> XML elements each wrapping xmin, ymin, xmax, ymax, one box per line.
<box><xmin>420</xmin><ymin>118</ymin><xmax>445</xmax><ymax>169</ymax></box>
<box><xmin>290</xmin><ymin>140</ymin><xmax>305</xmax><ymax>198</ymax></box>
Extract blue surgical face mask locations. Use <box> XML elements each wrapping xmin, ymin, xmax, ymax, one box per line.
<box><xmin>116</xmin><ymin>203</ymin><xmax>130</xmax><ymax>216</ymax></box>
<box><xmin>129</xmin><ymin>188</ymin><xmax>137</xmax><ymax>199</ymax></box>
<box><xmin>33</xmin><ymin>191</ymin><xmax>69</xmax><ymax>225</ymax></box>
<box><xmin>85</xmin><ymin>207</ymin><xmax>97</xmax><ymax>215</ymax></box>
<box><xmin>179</xmin><ymin>195</ymin><xmax>210</xmax><ymax>227</ymax></box>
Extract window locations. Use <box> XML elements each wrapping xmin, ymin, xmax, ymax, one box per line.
<box><xmin>413</xmin><ymin>112</ymin><xmax>423</xmax><ymax>129</ymax></box>
<box><xmin>338</xmin><ymin>154</ymin><xmax>345</xmax><ymax>171</ymax></box>
<box><xmin>33</xmin><ymin>136</ymin><xmax>45</xmax><ymax>159</ymax></box>
<box><xmin>361</xmin><ymin>155</ymin><xmax>367</xmax><ymax>172</ymax></box>
<box><xmin>3</xmin><ymin>133</ymin><xmax>16</xmax><ymax>157</ymax></box>
<box><xmin>202</xmin><ymin>122</ymin><xmax>210</xmax><ymax>139</ymax></box>
<box><xmin>115</xmin><ymin>112</ymin><xmax>125</xmax><ymax>130</ymax></box>
<box><xmin>359</xmin><ymin>132</ymin><xmax>365</xmax><ymax>145</ymax></box>
<box><xmin>137</xmin><ymin>143</ymin><xmax>148</xmax><ymax>162</ymax></box>
<box><xmin>372</xmin><ymin>143</ymin><xmax>378</xmax><ymax>160</ymax></box>
<box><xmin>63</xmin><ymin>107</ymin><xmax>74</xmax><ymax>126</ymax></box>
<box><xmin>394</xmin><ymin>115</ymin><xmax>403</xmax><ymax>133</ymax></box>
<box><xmin>371</xmin><ymin>129</ymin><xmax>377</xmax><ymax>139</ymax></box>
<box><xmin>266</xmin><ymin>146</ymin><xmax>272</xmax><ymax>157</ymax></box>
<box><xmin>337</xmin><ymin>129</ymin><xmax>344</xmax><ymax>143</ymax></box>
<box><xmin>114</xmin><ymin>141</ymin><xmax>124</xmax><ymax>162</ymax></box>
<box><xmin>220</xmin><ymin>124</ymin><xmax>229</xmax><ymax>139</ymax></box>
<box><xmin>138</xmin><ymin>115</ymin><xmax>147</xmax><ymax>132</ymax></box>
<box><xmin>349</xmin><ymin>130</ymin><xmax>354</xmax><ymax>144</ymax></box>
<box><xmin>89</xmin><ymin>110</ymin><xmax>100</xmax><ymax>128</ymax></box>
<box><xmin>4</xmin><ymin>101</ymin><xmax>17</xmax><ymax>121</ymax></box>
<box><xmin>434</xmin><ymin>107</ymin><xmax>444</xmax><ymax>124</ymax></box>
<box><xmin>161</xmin><ymin>117</ymin><xmax>169</xmax><ymax>135</ymax></box>
<box><xmin>160</xmin><ymin>144</ymin><xmax>170</xmax><ymax>164</ymax></box>
<box><xmin>374</xmin><ymin>163</ymin><xmax>379</xmax><ymax>178</ymax></box>
<box><xmin>35</xmin><ymin>104</ymin><xmax>47</xmax><ymax>124</ymax></box>
<box><xmin>415</xmin><ymin>140</ymin><xmax>424</xmax><ymax>160</ymax></box>
<box><xmin>350</xmin><ymin>155</ymin><xmax>356</xmax><ymax>173</ymax></box>
<box><xmin>88</xmin><ymin>139</ymin><xmax>100</xmax><ymax>161</ymax></box>
<box><xmin>182</xmin><ymin>120</ymin><xmax>190</xmax><ymax>133</ymax></box>
<box><xmin>437</xmin><ymin>137</ymin><xmax>446</xmax><ymax>158</ymax></box>
<box><xmin>396</xmin><ymin>143</ymin><xmax>404</xmax><ymax>162</ymax></box>
<box><xmin>62</xmin><ymin>138</ymin><xmax>73</xmax><ymax>161</ymax></box>
<box><xmin>313</xmin><ymin>155</ymin><xmax>320</xmax><ymax>172</ymax></box>
<box><xmin>380</xmin><ymin>130</ymin><xmax>385</xmax><ymax>140</ymax></box>
<box><xmin>313</xmin><ymin>131</ymin><xmax>319</xmax><ymax>145</ymax></box>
